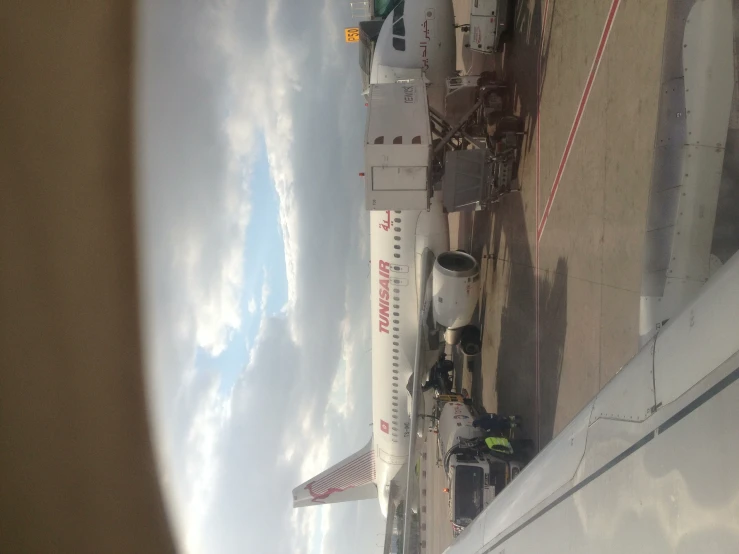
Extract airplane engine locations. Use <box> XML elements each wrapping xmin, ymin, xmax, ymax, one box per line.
<box><xmin>432</xmin><ymin>251</ymin><xmax>480</xmax><ymax>334</ymax></box>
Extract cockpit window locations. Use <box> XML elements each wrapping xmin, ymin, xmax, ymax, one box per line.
<box><xmin>391</xmin><ymin>2</ymin><xmax>405</xmax><ymax>50</ymax></box>
<box><xmin>375</xmin><ymin>0</ymin><xmax>403</xmax><ymax>18</ymax></box>
<box><xmin>392</xmin><ymin>2</ymin><xmax>405</xmax><ymax>37</ymax></box>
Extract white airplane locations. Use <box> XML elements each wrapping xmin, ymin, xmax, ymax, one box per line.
<box><xmin>293</xmin><ymin>196</ymin><xmax>479</xmax><ymax>516</ymax></box>
<box><xmin>292</xmin><ymin>0</ymin><xmax>464</xmax><ymax>518</ymax></box>
<box><xmin>359</xmin><ymin>0</ymin><xmax>457</xmax><ymax>113</ymax></box>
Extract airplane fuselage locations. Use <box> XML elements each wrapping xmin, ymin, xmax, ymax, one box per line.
<box><xmin>366</xmin><ymin>0</ymin><xmax>457</xmax><ymax>515</ymax></box>
<box><xmin>370</xmin><ymin>198</ymin><xmax>449</xmax><ymax>515</ymax></box>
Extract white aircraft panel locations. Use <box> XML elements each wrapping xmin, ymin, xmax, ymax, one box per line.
<box><xmin>666</xmin><ymin>145</ymin><xmax>725</xmax><ymax>284</ymax></box>
<box><xmin>638</xmin><ymin>0</ymin><xmax>735</xmax><ymax>346</ymax></box>
<box><xmin>654</xmin><ymin>252</ymin><xmax>739</xmax><ymax>408</ymax></box>
<box><xmin>683</xmin><ymin>0</ymin><xmax>734</xmax><ymax>149</ymax></box>
<box><xmin>589</xmin><ymin>340</ymin><xmax>656</xmax><ymax>423</ymax></box>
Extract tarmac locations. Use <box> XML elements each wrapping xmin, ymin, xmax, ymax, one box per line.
<box><xmin>420</xmin><ymin>1</ymin><xmax>671</xmax><ymax>552</ymax></box>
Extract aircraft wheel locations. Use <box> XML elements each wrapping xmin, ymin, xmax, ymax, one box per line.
<box><xmin>461</xmin><ymin>341</ymin><xmax>480</xmax><ymax>356</ymax></box>
<box><xmin>460</xmin><ymin>325</ymin><xmax>482</xmax><ymax>357</ymax></box>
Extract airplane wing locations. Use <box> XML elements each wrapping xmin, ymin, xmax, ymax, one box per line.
<box><xmin>639</xmin><ymin>0</ymin><xmax>737</xmax><ymax>345</ymax></box>
<box><xmin>443</xmin><ymin>238</ymin><xmax>739</xmax><ymax>554</ymax></box>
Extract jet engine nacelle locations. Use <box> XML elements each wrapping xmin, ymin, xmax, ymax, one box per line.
<box><xmin>432</xmin><ymin>251</ymin><xmax>480</xmax><ymax>332</ymax></box>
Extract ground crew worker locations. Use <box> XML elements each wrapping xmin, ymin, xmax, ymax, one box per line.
<box><xmin>421</xmin><ymin>357</ymin><xmax>454</xmax><ymax>393</ymax></box>
<box><xmin>484</xmin><ymin>436</ymin><xmax>513</xmax><ymax>456</ymax></box>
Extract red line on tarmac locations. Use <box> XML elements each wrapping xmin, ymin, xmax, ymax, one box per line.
<box><xmin>534</xmin><ymin>0</ymin><xmax>552</xmax><ymax>453</ymax></box>
<box><xmin>536</xmin><ymin>0</ymin><xmax>622</xmax><ymax>243</ymax></box>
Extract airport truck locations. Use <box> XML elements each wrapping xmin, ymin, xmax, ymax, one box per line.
<box><xmin>433</xmin><ymin>395</ymin><xmax>525</xmax><ymax>537</ymax></box>
<box><xmin>460</xmin><ymin>0</ymin><xmax>515</xmax><ymax>54</ymax></box>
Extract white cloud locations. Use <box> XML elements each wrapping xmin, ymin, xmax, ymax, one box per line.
<box><xmin>136</xmin><ymin>0</ymin><xmax>384</xmax><ymax>553</ymax></box>
<box><xmin>188</xmin><ymin>225</ymin><xmax>249</xmax><ymax>356</ymax></box>
<box><xmin>182</xmin><ymin>375</ymin><xmax>232</xmax><ymax>553</ymax></box>
<box><xmin>211</xmin><ymin>0</ymin><xmax>303</xmax><ymax>325</ymax></box>
<box><xmin>327</xmin><ymin>314</ymin><xmax>366</xmax><ymax>419</ymax></box>
<box><xmin>135</xmin><ymin>3</ymin><xmax>254</xmax><ymax>360</ymax></box>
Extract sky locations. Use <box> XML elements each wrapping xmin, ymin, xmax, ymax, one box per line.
<box><xmin>134</xmin><ymin>1</ymin><xmax>386</xmax><ymax>553</ymax></box>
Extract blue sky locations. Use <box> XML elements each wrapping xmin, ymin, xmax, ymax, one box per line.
<box><xmin>195</xmin><ymin>140</ymin><xmax>289</xmax><ymax>392</ymax></box>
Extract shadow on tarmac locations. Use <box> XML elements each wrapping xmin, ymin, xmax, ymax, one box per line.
<box><xmin>465</xmin><ymin>192</ymin><xmax>568</xmax><ymax>451</ymax></box>
<box><xmin>502</xmin><ymin>0</ymin><xmax>556</xmax><ymax>155</ymax></box>
<box><xmin>448</xmin><ymin>0</ymin><xmax>565</xmax><ymax>454</ymax></box>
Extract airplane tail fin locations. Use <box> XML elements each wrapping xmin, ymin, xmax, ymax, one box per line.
<box><xmin>292</xmin><ymin>438</ymin><xmax>376</xmax><ymax>508</ymax></box>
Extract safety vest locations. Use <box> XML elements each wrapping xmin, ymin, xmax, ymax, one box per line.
<box><xmin>485</xmin><ymin>436</ymin><xmax>513</xmax><ymax>454</ymax></box>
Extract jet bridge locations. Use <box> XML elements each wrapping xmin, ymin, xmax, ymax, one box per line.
<box><xmin>363</xmin><ymin>74</ymin><xmax>523</xmax><ymax>212</ymax></box>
